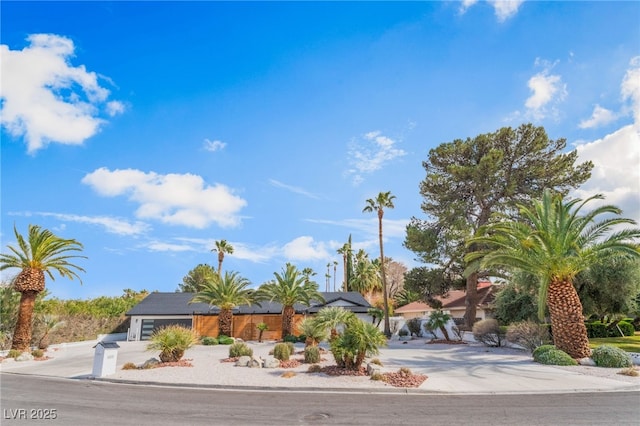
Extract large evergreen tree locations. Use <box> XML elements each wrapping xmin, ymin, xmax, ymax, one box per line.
<box><xmin>406</xmin><ymin>124</ymin><xmax>592</xmax><ymax>328</ymax></box>
<box><xmin>177</xmin><ymin>264</ymin><xmax>216</xmax><ymax>292</ymax></box>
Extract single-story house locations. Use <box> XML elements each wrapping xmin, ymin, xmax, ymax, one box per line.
<box><xmin>125</xmin><ymin>291</ymin><xmax>372</xmax><ymax>341</ymax></box>
<box><xmin>394</xmin><ymin>281</ymin><xmax>497</xmax><ymax>323</ymax></box>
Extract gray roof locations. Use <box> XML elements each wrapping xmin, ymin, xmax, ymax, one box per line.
<box><xmin>126</xmin><ymin>291</ymin><xmax>371</xmax><ymax>316</ymax></box>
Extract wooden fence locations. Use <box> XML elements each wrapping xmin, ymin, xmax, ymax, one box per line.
<box><xmin>193</xmin><ymin>314</ymin><xmax>305</xmax><ymax>340</ymax></box>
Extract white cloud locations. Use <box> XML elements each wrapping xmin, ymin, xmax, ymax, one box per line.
<box><xmin>573</xmin><ymin>125</ymin><xmax>640</xmax><ymax>223</ymax></box>
<box><xmin>203</xmin><ymin>138</ymin><xmax>226</xmax><ymax>152</ymax></box>
<box><xmin>0</xmin><ymin>34</ymin><xmax>124</xmax><ymax>153</ymax></box>
<box><xmin>572</xmin><ymin>58</ymin><xmax>640</xmax><ymax>224</ymax></box>
<box><xmin>36</xmin><ymin>212</ymin><xmax>150</xmax><ymax>236</ymax></box>
<box><xmin>578</xmin><ymin>105</ymin><xmax>617</xmax><ymax>129</ymax></box>
<box><xmin>282</xmin><ymin>236</ymin><xmax>330</xmax><ymax>261</ymax></box>
<box><xmin>489</xmin><ymin>1</ymin><xmax>524</xmax><ymax>22</ymax></box>
<box><xmin>81</xmin><ymin>167</ymin><xmax>247</xmax><ymax>228</ymax></box>
<box><xmin>145</xmin><ymin>241</ymin><xmax>194</xmax><ymax>252</ymax></box>
<box><xmin>305</xmin><ymin>218</ymin><xmax>409</xmax><ymax>240</ymax></box>
<box><xmin>346</xmin><ymin>130</ymin><xmax>406</xmax><ymax>185</ymax></box>
<box><xmin>517</xmin><ymin>60</ymin><xmax>567</xmax><ymax>121</ymax></box>
<box><xmin>621</xmin><ymin>56</ymin><xmax>640</xmax><ymax>124</ymax></box>
<box><xmin>269</xmin><ymin>179</ymin><xmax>319</xmax><ymax>199</ymax></box>
<box><xmin>459</xmin><ymin>0</ymin><xmax>478</xmax><ymax>15</ymax></box>
<box><xmin>459</xmin><ymin>0</ymin><xmax>524</xmax><ymax>22</ymax></box>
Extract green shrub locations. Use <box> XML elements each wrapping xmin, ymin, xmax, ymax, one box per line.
<box><xmin>591</xmin><ymin>345</ymin><xmax>633</xmax><ymax>368</ymax></box>
<box><xmin>585</xmin><ymin>322</ymin><xmax>608</xmax><ymax>338</ymax></box>
<box><xmin>610</xmin><ymin>321</ymin><xmax>635</xmax><ymax>337</ymax></box>
<box><xmin>329</xmin><ymin>319</ymin><xmax>386</xmax><ymax>370</ymax></box>
<box><xmin>304</xmin><ymin>346</ymin><xmax>320</xmax><ymax>364</ymax></box>
<box><xmin>506</xmin><ymin>321</ymin><xmax>551</xmax><ymax>352</ymax></box>
<box><xmin>273</xmin><ymin>342</ymin><xmax>291</xmax><ymax>361</ymax></box>
<box><xmin>229</xmin><ymin>342</ymin><xmax>253</xmax><ymax>358</ymax></box>
<box><xmin>532</xmin><ymin>344</ymin><xmax>556</xmax><ymax>359</ymax></box>
<box><xmin>533</xmin><ymin>347</ymin><xmax>578</xmax><ymax>366</ymax></box>
<box><xmin>147</xmin><ymin>325</ymin><xmax>199</xmax><ymax>363</ymax></box>
<box><xmin>7</xmin><ymin>349</ymin><xmax>21</xmax><ymax>358</ymax></box>
<box><xmin>297</xmin><ymin>334</ymin><xmax>307</xmax><ymax>343</ymax></box>
<box><xmin>31</xmin><ymin>349</ymin><xmax>44</xmax><ymax>358</ymax></box>
<box><xmin>286</xmin><ymin>341</ymin><xmax>296</xmax><ymax>355</ymax></box>
<box><xmin>406</xmin><ymin>318</ymin><xmax>422</xmax><ymax>337</ymax></box>
<box><xmin>283</xmin><ymin>334</ymin><xmax>298</xmax><ymax>343</ymax></box>
<box><xmin>217</xmin><ymin>335</ymin><xmax>234</xmax><ymax>345</ymax></box>
<box><xmin>472</xmin><ymin>319</ymin><xmax>506</xmax><ymax>347</ymax></box>
<box><xmin>201</xmin><ymin>336</ymin><xmax>218</xmax><ymax>345</ymax></box>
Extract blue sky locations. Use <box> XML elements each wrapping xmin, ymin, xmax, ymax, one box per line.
<box><xmin>2</xmin><ymin>1</ymin><xmax>639</xmax><ymax>300</ymax></box>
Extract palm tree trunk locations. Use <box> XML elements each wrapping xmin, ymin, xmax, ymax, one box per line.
<box><xmin>378</xmin><ymin>211</ymin><xmax>391</xmax><ymax>338</ymax></box>
<box><xmin>547</xmin><ymin>279</ymin><xmax>591</xmax><ymax>359</ymax></box>
<box><xmin>219</xmin><ymin>309</ymin><xmax>233</xmax><ymax>336</ymax></box>
<box><xmin>282</xmin><ymin>305</ymin><xmax>295</xmax><ymax>339</ymax></box>
<box><xmin>11</xmin><ymin>291</ymin><xmax>38</xmax><ymax>352</ymax></box>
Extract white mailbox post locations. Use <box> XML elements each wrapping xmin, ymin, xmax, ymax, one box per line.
<box><xmin>92</xmin><ymin>341</ymin><xmax>120</xmax><ymax>377</ymax></box>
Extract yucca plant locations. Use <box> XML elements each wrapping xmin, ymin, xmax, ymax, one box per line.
<box><xmin>256</xmin><ymin>322</ymin><xmax>268</xmax><ymax>342</ymax></box>
<box><xmin>147</xmin><ymin>325</ymin><xmax>199</xmax><ymax>363</ymax></box>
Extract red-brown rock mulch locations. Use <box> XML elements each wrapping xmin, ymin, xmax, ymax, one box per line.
<box><xmin>320</xmin><ymin>366</ymin><xmax>368</xmax><ymax>376</ymax></box>
<box><xmin>155</xmin><ymin>359</ymin><xmax>193</xmax><ymax>368</ymax></box>
<box><xmin>381</xmin><ymin>371</ymin><xmax>428</xmax><ymax>388</ymax></box>
<box><xmin>280</xmin><ymin>359</ymin><xmax>301</xmax><ymax>368</ymax></box>
<box><xmin>427</xmin><ymin>339</ymin><xmax>467</xmax><ymax>345</ymax></box>
<box><xmin>221</xmin><ymin>357</ymin><xmax>239</xmax><ymax>363</ymax></box>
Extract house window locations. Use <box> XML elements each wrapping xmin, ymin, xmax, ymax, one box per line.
<box><xmin>140</xmin><ymin>318</ymin><xmax>193</xmax><ymax>340</ymax></box>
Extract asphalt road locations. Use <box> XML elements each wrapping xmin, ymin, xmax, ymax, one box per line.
<box><xmin>1</xmin><ymin>374</ymin><xmax>639</xmax><ymax>425</ymax></box>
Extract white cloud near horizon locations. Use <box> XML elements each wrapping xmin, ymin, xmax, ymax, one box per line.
<box><xmin>7</xmin><ymin>211</ymin><xmax>150</xmax><ymax>236</ymax></box>
<box><xmin>305</xmin><ymin>217</ymin><xmax>408</xmax><ymax>240</ymax></box>
<box><xmin>346</xmin><ymin>130</ymin><xmax>406</xmax><ymax>185</ymax></box>
<box><xmin>269</xmin><ymin>179</ymin><xmax>320</xmax><ymax>199</ymax></box>
<box><xmin>81</xmin><ymin>167</ymin><xmax>247</xmax><ymax>228</ymax></box>
<box><xmin>203</xmin><ymin>138</ymin><xmax>226</xmax><ymax>152</ymax></box>
<box><xmin>0</xmin><ymin>34</ymin><xmax>124</xmax><ymax>153</ymax></box>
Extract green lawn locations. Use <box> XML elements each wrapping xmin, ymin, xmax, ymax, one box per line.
<box><xmin>589</xmin><ymin>334</ymin><xmax>640</xmax><ymax>353</ymax></box>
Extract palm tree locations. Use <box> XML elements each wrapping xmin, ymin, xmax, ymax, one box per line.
<box><xmin>333</xmin><ymin>261</ymin><xmax>338</xmax><ymax>291</ymax></box>
<box><xmin>212</xmin><ymin>239</ymin><xmax>234</xmax><ymax>275</ymax></box>
<box><xmin>256</xmin><ymin>263</ymin><xmax>324</xmax><ymax>339</ymax></box>
<box><xmin>467</xmin><ymin>190</ymin><xmax>640</xmax><ymax>358</ymax></box>
<box><xmin>350</xmin><ymin>250</ymin><xmax>381</xmax><ymax>301</ymax></box>
<box><xmin>425</xmin><ymin>309</ymin><xmax>452</xmax><ymax>341</ymax></box>
<box><xmin>190</xmin><ymin>271</ymin><xmax>255</xmax><ymax>337</ymax></box>
<box><xmin>363</xmin><ymin>191</ymin><xmax>396</xmax><ymax>337</ymax></box>
<box><xmin>0</xmin><ymin>225</ymin><xmax>85</xmax><ymax>352</ymax></box>
<box><xmin>314</xmin><ymin>306</ymin><xmax>356</xmax><ymax>341</ymax></box>
<box><xmin>337</xmin><ymin>235</ymin><xmax>354</xmax><ymax>292</ymax></box>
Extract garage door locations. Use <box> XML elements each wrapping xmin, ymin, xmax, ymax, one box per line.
<box><xmin>140</xmin><ymin>318</ymin><xmax>193</xmax><ymax>340</ymax></box>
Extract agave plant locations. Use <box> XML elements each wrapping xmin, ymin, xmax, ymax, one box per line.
<box><xmin>147</xmin><ymin>325</ymin><xmax>199</xmax><ymax>363</ymax></box>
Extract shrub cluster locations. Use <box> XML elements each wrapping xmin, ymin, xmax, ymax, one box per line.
<box><xmin>591</xmin><ymin>345</ymin><xmax>633</xmax><ymax>368</ymax></box>
<box><xmin>532</xmin><ymin>345</ymin><xmax>577</xmax><ymax>366</ymax></box>
<box><xmin>273</xmin><ymin>342</ymin><xmax>291</xmax><ymax>361</ymax></box>
<box><xmin>506</xmin><ymin>321</ymin><xmax>551</xmax><ymax>352</ymax></box>
<box><xmin>406</xmin><ymin>318</ymin><xmax>422</xmax><ymax>337</ymax></box>
<box><xmin>217</xmin><ymin>335</ymin><xmax>234</xmax><ymax>345</ymax></box>
<box><xmin>585</xmin><ymin>321</ymin><xmax>635</xmax><ymax>338</ymax></box>
<box><xmin>147</xmin><ymin>325</ymin><xmax>199</xmax><ymax>363</ymax></box>
<box><xmin>201</xmin><ymin>336</ymin><xmax>218</xmax><ymax>345</ymax></box>
<box><xmin>304</xmin><ymin>346</ymin><xmax>320</xmax><ymax>364</ymax></box>
<box><xmin>472</xmin><ymin>319</ymin><xmax>506</xmax><ymax>347</ymax></box>
<box><xmin>229</xmin><ymin>342</ymin><xmax>253</xmax><ymax>358</ymax></box>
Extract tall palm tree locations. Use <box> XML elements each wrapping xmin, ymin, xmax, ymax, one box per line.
<box><xmin>212</xmin><ymin>239</ymin><xmax>234</xmax><ymax>275</ymax></box>
<box><xmin>467</xmin><ymin>190</ymin><xmax>640</xmax><ymax>358</ymax></box>
<box><xmin>363</xmin><ymin>191</ymin><xmax>396</xmax><ymax>337</ymax></box>
<box><xmin>350</xmin><ymin>249</ymin><xmax>381</xmax><ymax>301</ymax></box>
<box><xmin>337</xmin><ymin>235</ymin><xmax>355</xmax><ymax>292</ymax></box>
<box><xmin>256</xmin><ymin>263</ymin><xmax>324</xmax><ymax>339</ymax></box>
<box><xmin>0</xmin><ymin>225</ymin><xmax>85</xmax><ymax>352</ymax></box>
<box><xmin>190</xmin><ymin>271</ymin><xmax>255</xmax><ymax>337</ymax></box>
